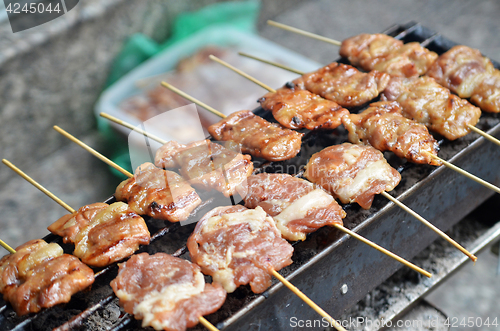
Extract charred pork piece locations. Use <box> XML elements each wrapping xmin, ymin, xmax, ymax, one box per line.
<box><xmin>48</xmin><ymin>203</ymin><xmax>108</xmax><ymax>243</ymax></box>
<box><xmin>342</xmin><ymin>101</ymin><xmax>441</xmax><ymax>165</ymax></box>
<box><xmin>258</xmin><ymin>84</ymin><xmax>349</xmax><ymax>130</ymax></box>
<box><xmin>208</xmin><ymin>110</ymin><xmax>303</xmax><ymax>162</ymax></box>
<box><xmin>340</xmin><ymin>33</ymin><xmax>438</xmax><ymax>77</ymax></box>
<box><xmin>293</xmin><ymin>62</ymin><xmax>390</xmax><ymax>107</ymax></box>
<box><xmin>187</xmin><ymin>205</ymin><xmax>293</xmax><ymax>293</ymax></box>
<box><xmin>427</xmin><ymin>45</ymin><xmax>500</xmax><ymax>113</ymax></box>
<box><xmin>73</xmin><ymin>202</ymin><xmax>150</xmax><ymax>267</ymax></box>
<box><xmin>111</xmin><ymin>253</ymin><xmax>226</xmax><ymax>331</ymax></box>
<box><xmin>242</xmin><ymin>173</ymin><xmax>345</xmax><ymax>241</ymax></box>
<box><xmin>155</xmin><ymin>139</ymin><xmax>253</xmax><ymax>198</ymax></box>
<box><xmin>116</xmin><ymin>162</ymin><xmax>201</xmax><ymax>222</ymax></box>
<box><xmin>382</xmin><ymin>76</ymin><xmax>481</xmax><ymax>140</ymax></box>
<box><xmin>305</xmin><ymin>143</ymin><xmax>401</xmax><ymax>209</ymax></box>
<box><xmin>0</xmin><ymin>240</ymin><xmax>94</xmax><ymax>316</ymax></box>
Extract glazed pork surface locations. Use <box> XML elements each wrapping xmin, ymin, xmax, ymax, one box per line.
<box><xmin>427</xmin><ymin>45</ymin><xmax>500</xmax><ymax>113</ymax></box>
<box><xmin>258</xmin><ymin>84</ymin><xmax>349</xmax><ymax>130</ymax></box>
<box><xmin>116</xmin><ymin>162</ymin><xmax>202</xmax><ymax>222</ymax></box>
<box><xmin>0</xmin><ymin>240</ymin><xmax>94</xmax><ymax>316</ymax></box>
<box><xmin>293</xmin><ymin>62</ymin><xmax>390</xmax><ymax>107</ymax></box>
<box><xmin>111</xmin><ymin>253</ymin><xmax>226</xmax><ymax>331</ymax></box>
<box><xmin>305</xmin><ymin>143</ymin><xmax>401</xmax><ymax>209</ymax></box>
<box><xmin>187</xmin><ymin>205</ymin><xmax>293</xmax><ymax>293</ymax></box>
<box><xmin>155</xmin><ymin>139</ymin><xmax>253</xmax><ymax>198</ymax></box>
<box><xmin>73</xmin><ymin>202</ymin><xmax>150</xmax><ymax>267</ymax></box>
<box><xmin>208</xmin><ymin>110</ymin><xmax>303</xmax><ymax>162</ymax></box>
<box><xmin>342</xmin><ymin>101</ymin><xmax>441</xmax><ymax>165</ymax></box>
<box><xmin>382</xmin><ymin>76</ymin><xmax>481</xmax><ymax>140</ymax></box>
<box><xmin>340</xmin><ymin>33</ymin><xmax>438</xmax><ymax>77</ymax></box>
<box><xmin>242</xmin><ymin>173</ymin><xmax>346</xmax><ymax>241</ymax></box>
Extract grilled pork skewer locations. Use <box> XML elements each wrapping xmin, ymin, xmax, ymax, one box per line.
<box><xmin>427</xmin><ymin>45</ymin><xmax>500</xmax><ymax>113</ymax></box>
<box><xmin>161</xmin><ymin>83</ymin><xmax>303</xmax><ymax>162</ymax></box>
<box><xmin>0</xmin><ymin>239</ymin><xmax>94</xmax><ymax>316</ymax></box>
<box><xmin>264</xmin><ymin>22</ymin><xmax>500</xmax><ymax>146</ymax></box>
<box><xmin>240</xmin><ymin>53</ymin><xmax>482</xmax><ymax>141</ymax></box>
<box><xmin>209</xmin><ymin>55</ymin><xmax>350</xmax><ymax>131</ymax></box>
<box><xmin>111</xmin><ymin>253</ymin><xmax>225</xmax><ymax>331</ymax></box>
<box><xmin>341</xmin><ymin>101</ymin><xmax>500</xmax><ymax>195</ymax></box>
<box><xmin>3</xmin><ymin>160</ymin><xmax>151</xmax><ymax>267</ymax></box>
<box><xmin>187</xmin><ymin>205</ymin><xmax>346</xmax><ymax>331</ymax></box>
<box><xmin>304</xmin><ymin>142</ymin><xmax>476</xmax><ymax>261</ymax></box>
<box><xmin>53</xmin><ymin>125</ymin><xmax>202</xmax><ymax>223</ymax></box>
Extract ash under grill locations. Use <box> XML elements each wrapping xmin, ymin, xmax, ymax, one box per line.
<box><xmin>2</xmin><ymin>21</ymin><xmax>500</xmax><ymax>331</ymax></box>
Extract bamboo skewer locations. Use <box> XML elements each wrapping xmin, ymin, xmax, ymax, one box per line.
<box><xmin>467</xmin><ymin>124</ymin><xmax>500</xmax><ymax>147</ymax></box>
<box><xmin>53</xmin><ymin>126</ymin><xmax>133</xmax><ymax>178</ymax></box>
<box><xmin>267</xmin><ymin>20</ymin><xmax>342</xmax><ymax>46</ymax></box>
<box><xmin>0</xmin><ymin>239</ymin><xmax>16</xmax><ymax>254</ymax></box>
<box><xmin>100</xmin><ymin>113</ymin><xmax>168</xmax><ymax>145</ymax></box>
<box><xmin>270</xmin><ymin>269</ymin><xmax>346</xmax><ymax>331</ymax></box>
<box><xmin>208</xmin><ymin>56</ymin><xmax>478</xmax><ymax>263</ymax></box>
<box><xmin>208</xmin><ymin>55</ymin><xmax>276</xmax><ymax>93</ymax></box>
<box><xmin>428</xmin><ymin>154</ymin><xmax>500</xmax><ymax>194</ymax></box>
<box><xmin>2</xmin><ymin>159</ymin><xmax>75</xmax><ymax>213</ymax></box>
<box><xmin>380</xmin><ymin>192</ymin><xmax>476</xmax><ymax>262</ymax></box>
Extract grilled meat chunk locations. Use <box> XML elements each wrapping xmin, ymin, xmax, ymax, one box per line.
<box><xmin>258</xmin><ymin>84</ymin><xmax>348</xmax><ymax>130</ymax></box>
<box><xmin>48</xmin><ymin>203</ymin><xmax>108</xmax><ymax>243</ymax></box>
<box><xmin>293</xmin><ymin>62</ymin><xmax>390</xmax><ymax>107</ymax></box>
<box><xmin>305</xmin><ymin>143</ymin><xmax>401</xmax><ymax>209</ymax></box>
<box><xmin>155</xmin><ymin>139</ymin><xmax>253</xmax><ymax>198</ymax></box>
<box><xmin>0</xmin><ymin>240</ymin><xmax>94</xmax><ymax>316</ymax></box>
<box><xmin>242</xmin><ymin>173</ymin><xmax>346</xmax><ymax>241</ymax></box>
<box><xmin>340</xmin><ymin>34</ymin><xmax>438</xmax><ymax>77</ymax></box>
<box><xmin>427</xmin><ymin>45</ymin><xmax>500</xmax><ymax>113</ymax></box>
<box><xmin>342</xmin><ymin>101</ymin><xmax>441</xmax><ymax>165</ymax></box>
<box><xmin>73</xmin><ymin>202</ymin><xmax>150</xmax><ymax>267</ymax></box>
<box><xmin>208</xmin><ymin>110</ymin><xmax>303</xmax><ymax>162</ymax></box>
<box><xmin>111</xmin><ymin>253</ymin><xmax>226</xmax><ymax>331</ymax></box>
<box><xmin>116</xmin><ymin>162</ymin><xmax>201</xmax><ymax>222</ymax></box>
<box><xmin>187</xmin><ymin>205</ymin><xmax>293</xmax><ymax>293</ymax></box>
<box><xmin>8</xmin><ymin>255</ymin><xmax>94</xmax><ymax>315</ymax></box>
<box><xmin>382</xmin><ymin>76</ymin><xmax>481</xmax><ymax>140</ymax></box>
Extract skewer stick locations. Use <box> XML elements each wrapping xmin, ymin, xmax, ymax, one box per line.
<box><xmin>160</xmin><ymin>82</ymin><xmax>227</xmax><ymax>119</ymax></box>
<box><xmin>380</xmin><ymin>191</ymin><xmax>477</xmax><ymax>262</ymax></box>
<box><xmin>53</xmin><ymin>126</ymin><xmax>133</xmax><ymax>178</ymax></box>
<box><xmin>427</xmin><ymin>153</ymin><xmax>500</xmax><ymax>194</ymax></box>
<box><xmin>270</xmin><ymin>269</ymin><xmax>346</xmax><ymax>331</ymax></box>
<box><xmin>267</xmin><ymin>20</ymin><xmax>341</xmax><ymax>46</ymax></box>
<box><xmin>238</xmin><ymin>52</ymin><xmax>305</xmax><ymax>75</ymax></box>
<box><xmin>208</xmin><ymin>55</ymin><xmax>276</xmax><ymax>93</ymax></box>
<box><xmin>2</xmin><ymin>159</ymin><xmax>75</xmax><ymax>213</ymax></box>
<box><xmin>100</xmin><ymin>113</ymin><xmax>168</xmax><ymax>145</ymax></box>
<box><xmin>198</xmin><ymin>316</ymin><xmax>219</xmax><ymax>331</ymax></box>
<box><xmin>332</xmin><ymin>224</ymin><xmax>431</xmax><ymax>276</ymax></box>
<box><xmin>467</xmin><ymin>124</ymin><xmax>500</xmax><ymax>147</ymax></box>
<box><xmin>0</xmin><ymin>239</ymin><xmax>16</xmax><ymax>254</ymax></box>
